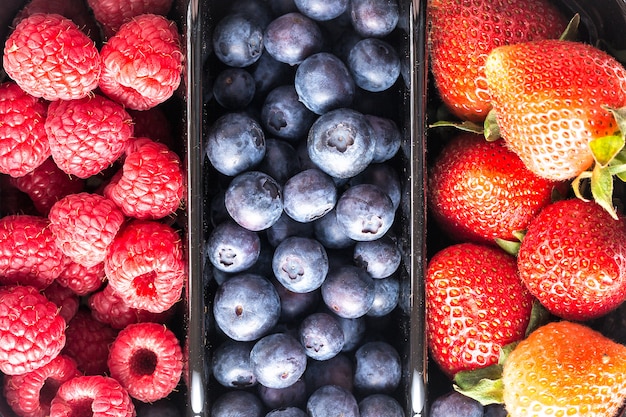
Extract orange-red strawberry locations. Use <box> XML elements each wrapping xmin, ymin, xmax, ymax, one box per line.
<box><xmin>427</xmin><ymin>0</ymin><xmax>567</xmax><ymax>122</ymax></box>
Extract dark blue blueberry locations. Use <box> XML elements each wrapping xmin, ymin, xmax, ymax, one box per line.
<box><xmin>274</xmin><ymin>282</ymin><xmax>320</xmax><ymax>322</ymax></box>
<box><xmin>295</xmin><ymin>53</ymin><xmax>355</xmax><ymax>114</ymax></box>
<box><xmin>335</xmin><ymin>183</ymin><xmax>395</xmax><ymax>241</ymax></box>
<box><xmin>261</xmin><ymin>85</ymin><xmax>316</xmax><ymax>141</ymax></box>
<box><xmin>265</xmin><ymin>407</ymin><xmax>307</xmax><ymax>417</ymax></box>
<box><xmin>349</xmin><ymin>0</ymin><xmax>399</xmax><ymax>37</ymax></box>
<box><xmin>211</xmin><ymin>340</ymin><xmax>257</xmax><ymax>388</ymax></box>
<box><xmin>348</xmin><ymin>38</ymin><xmax>400</xmax><ymax>92</ymax></box>
<box><xmin>258</xmin><ymin>378</ymin><xmax>308</xmax><ymax>409</ymax></box>
<box><xmin>249</xmin><ymin>52</ymin><xmax>295</xmax><ymax>101</ymax></box>
<box><xmin>313</xmin><ymin>209</ymin><xmax>355</xmax><ymax>249</ymax></box>
<box><xmin>213</xmin><ymin>273</ymin><xmax>281</xmax><ymax>341</ymax></box>
<box><xmin>484</xmin><ymin>404</ymin><xmax>509</xmax><ymax>417</ymax></box>
<box><xmin>266</xmin><ymin>211</ymin><xmax>314</xmax><ymax>247</ymax></box>
<box><xmin>359</xmin><ymin>394</ymin><xmax>405</xmax><ymax>417</ymax></box>
<box><xmin>229</xmin><ymin>0</ymin><xmax>274</xmax><ymax>29</ymax></box>
<box><xmin>335</xmin><ymin>315</ymin><xmax>366</xmax><ymax>351</ymax></box>
<box><xmin>350</xmin><ymin>163</ymin><xmax>402</xmax><ymax>210</ymax></box>
<box><xmin>366</xmin><ymin>275</ymin><xmax>400</xmax><ymax>317</ymax></box>
<box><xmin>353</xmin><ymin>235</ymin><xmax>401</xmax><ymax>279</ymax></box>
<box><xmin>321</xmin><ymin>265</ymin><xmax>375</xmax><ymax>319</ymax></box>
<box><xmin>283</xmin><ymin>168</ymin><xmax>337</xmax><ymax>223</ymax></box>
<box><xmin>430</xmin><ymin>391</ymin><xmax>484</xmax><ymax>417</ymax></box>
<box><xmin>257</xmin><ymin>139</ymin><xmax>301</xmax><ymax>185</ymax></box>
<box><xmin>353</xmin><ymin>341</ymin><xmax>401</xmax><ymax>394</ymax></box>
<box><xmin>365</xmin><ymin>114</ymin><xmax>401</xmax><ymax>162</ymax></box>
<box><xmin>268</xmin><ymin>0</ymin><xmax>300</xmax><ymax>16</ymax></box>
<box><xmin>304</xmin><ymin>353</ymin><xmax>354</xmax><ymax>393</ymax></box>
<box><xmin>205</xmin><ymin>112</ymin><xmax>266</xmax><ymax>177</ymax></box>
<box><xmin>224</xmin><ymin>171</ymin><xmax>283</xmax><ymax>231</ymax></box>
<box><xmin>211</xmin><ymin>390</ymin><xmax>265</xmax><ymax>417</ymax></box>
<box><xmin>306</xmin><ymin>108</ymin><xmax>375</xmax><ymax>178</ymax></box>
<box><xmin>264</xmin><ymin>13</ymin><xmax>324</xmax><ymax>65</ymax></box>
<box><xmin>306</xmin><ymin>385</ymin><xmax>359</xmax><ymax>417</ymax></box>
<box><xmin>212</xmin><ymin>13</ymin><xmax>264</xmax><ymax>68</ymax></box>
<box><xmin>294</xmin><ymin>0</ymin><xmax>349</xmax><ymax>21</ymax></box>
<box><xmin>298</xmin><ymin>312</ymin><xmax>344</xmax><ymax>360</ymax></box>
<box><xmin>213</xmin><ymin>68</ymin><xmax>256</xmax><ymax>110</ymax></box>
<box><xmin>250</xmin><ymin>332</ymin><xmax>308</xmax><ymax>389</ymax></box>
<box><xmin>331</xmin><ymin>28</ymin><xmax>362</xmax><ymax>63</ymax></box>
<box><xmin>206</xmin><ymin>220</ymin><xmax>261</xmax><ymax>273</ymax></box>
<box><xmin>272</xmin><ymin>236</ymin><xmax>329</xmax><ymax>293</ymax></box>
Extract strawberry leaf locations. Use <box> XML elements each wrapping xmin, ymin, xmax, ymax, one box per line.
<box><xmin>429</xmin><ymin>120</ymin><xmax>484</xmax><ymax>134</ymax></box>
<box><xmin>589</xmin><ymin>134</ymin><xmax>624</xmax><ymax>167</ymax></box>
<box><xmin>590</xmin><ymin>164</ymin><xmax>618</xmax><ymax>220</ymax></box>
<box><xmin>495</xmin><ymin>237</ymin><xmax>521</xmax><ymax>257</ymax></box>
<box><xmin>558</xmin><ymin>14</ymin><xmax>580</xmax><ymax>42</ymax></box>
<box><xmin>524</xmin><ymin>301</ymin><xmax>551</xmax><ymax>337</ymax></box>
<box><xmin>605</xmin><ymin>106</ymin><xmax>626</xmax><ymax>135</ymax></box>
<box><xmin>453</xmin><ymin>364</ymin><xmax>504</xmax><ymax>405</ymax></box>
<box><xmin>483</xmin><ymin>108</ymin><xmax>500</xmax><ymax>142</ymax></box>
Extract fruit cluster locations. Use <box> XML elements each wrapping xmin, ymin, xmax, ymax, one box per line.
<box><xmin>0</xmin><ymin>0</ymin><xmax>188</xmax><ymax>416</ymax></box>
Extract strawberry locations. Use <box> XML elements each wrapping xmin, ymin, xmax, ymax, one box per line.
<box><xmin>517</xmin><ymin>198</ymin><xmax>626</xmax><ymax>321</ymax></box>
<box><xmin>426</xmin><ymin>242</ymin><xmax>534</xmax><ymax>378</ymax></box>
<box><xmin>428</xmin><ymin>133</ymin><xmax>559</xmax><ymax>244</ymax></box>
<box><xmin>427</xmin><ymin>0</ymin><xmax>567</xmax><ymax>122</ymax></box>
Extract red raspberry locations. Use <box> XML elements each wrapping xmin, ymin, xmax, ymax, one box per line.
<box><xmin>0</xmin><ymin>82</ymin><xmax>50</xmax><ymax>178</ymax></box>
<box><xmin>104</xmin><ymin>139</ymin><xmax>184</xmax><ymax>220</ymax></box>
<box><xmin>128</xmin><ymin>107</ymin><xmax>175</xmax><ymax>149</ymax></box>
<box><xmin>9</xmin><ymin>158</ymin><xmax>85</xmax><ymax>216</ymax></box>
<box><xmin>0</xmin><ymin>285</ymin><xmax>66</xmax><ymax>375</ymax></box>
<box><xmin>0</xmin><ymin>214</ymin><xmax>69</xmax><ymax>289</ymax></box>
<box><xmin>45</xmin><ymin>94</ymin><xmax>134</xmax><ymax>179</ymax></box>
<box><xmin>42</xmin><ymin>281</ymin><xmax>80</xmax><ymax>324</ymax></box>
<box><xmin>49</xmin><ymin>375</ymin><xmax>135</xmax><ymax>417</ymax></box>
<box><xmin>3</xmin><ymin>13</ymin><xmax>100</xmax><ymax>101</ymax></box>
<box><xmin>3</xmin><ymin>354</ymin><xmax>81</xmax><ymax>417</ymax></box>
<box><xmin>48</xmin><ymin>192</ymin><xmax>126</xmax><ymax>268</ymax></box>
<box><xmin>87</xmin><ymin>0</ymin><xmax>174</xmax><ymax>38</ymax></box>
<box><xmin>56</xmin><ymin>261</ymin><xmax>106</xmax><ymax>296</ymax></box>
<box><xmin>98</xmin><ymin>14</ymin><xmax>184</xmax><ymax>110</ymax></box>
<box><xmin>107</xmin><ymin>322</ymin><xmax>183</xmax><ymax>403</ymax></box>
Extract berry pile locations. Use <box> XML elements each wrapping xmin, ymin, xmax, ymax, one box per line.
<box><xmin>0</xmin><ymin>0</ymin><xmax>187</xmax><ymax>416</ymax></box>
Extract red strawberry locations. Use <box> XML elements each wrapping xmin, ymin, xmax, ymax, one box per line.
<box><xmin>87</xmin><ymin>0</ymin><xmax>174</xmax><ymax>38</ymax></box>
<box><xmin>98</xmin><ymin>14</ymin><xmax>184</xmax><ymax>110</ymax></box>
<box><xmin>428</xmin><ymin>133</ymin><xmax>559</xmax><ymax>244</ymax></box>
<box><xmin>3</xmin><ymin>13</ymin><xmax>100</xmax><ymax>101</ymax></box>
<box><xmin>0</xmin><ymin>82</ymin><xmax>50</xmax><ymax>178</ymax></box>
<box><xmin>56</xmin><ymin>261</ymin><xmax>106</xmax><ymax>296</ymax></box>
<box><xmin>426</xmin><ymin>243</ymin><xmax>534</xmax><ymax>378</ymax></box>
<box><xmin>517</xmin><ymin>198</ymin><xmax>626</xmax><ymax>321</ymax></box>
<box><xmin>45</xmin><ymin>94</ymin><xmax>134</xmax><ymax>179</ymax></box>
<box><xmin>427</xmin><ymin>0</ymin><xmax>566</xmax><ymax>122</ymax></box>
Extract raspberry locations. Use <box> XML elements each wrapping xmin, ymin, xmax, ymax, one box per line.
<box><xmin>104</xmin><ymin>220</ymin><xmax>185</xmax><ymax>313</ymax></box>
<box><xmin>0</xmin><ymin>285</ymin><xmax>66</xmax><ymax>375</ymax></box>
<box><xmin>0</xmin><ymin>82</ymin><xmax>50</xmax><ymax>178</ymax></box>
<box><xmin>107</xmin><ymin>322</ymin><xmax>183</xmax><ymax>403</ymax></box>
<box><xmin>56</xmin><ymin>261</ymin><xmax>106</xmax><ymax>296</ymax></box>
<box><xmin>98</xmin><ymin>14</ymin><xmax>184</xmax><ymax>110</ymax></box>
<box><xmin>9</xmin><ymin>158</ymin><xmax>85</xmax><ymax>216</ymax></box>
<box><xmin>87</xmin><ymin>0</ymin><xmax>174</xmax><ymax>38</ymax></box>
<box><xmin>62</xmin><ymin>309</ymin><xmax>118</xmax><ymax>376</ymax></box>
<box><xmin>45</xmin><ymin>94</ymin><xmax>134</xmax><ymax>179</ymax></box>
<box><xmin>49</xmin><ymin>375</ymin><xmax>135</xmax><ymax>417</ymax></box>
<box><xmin>0</xmin><ymin>214</ymin><xmax>68</xmax><ymax>289</ymax></box>
<box><xmin>3</xmin><ymin>354</ymin><xmax>81</xmax><ymax>417</ymax></box>
<box><xmin>42</xmin><ymin>281</ymin><xmax>80</xmax><ymax>324</ymax></box>
<box><xmin>104</xmin><ymin>139</ymin><xmax>185</xmax><ymax>220</ymax></box>
<box><xmin>128</xmin><ymin>107</ymin><xmax>175</xmax><ymax>149</ymax></box>
<box><xmin>3</xmin><ymin>13</ymin><xmax>100</xmax><ymax>101</ymax></box>
<box><xmin>48</xmin><ymin>192</ymin><xmax>126</xmax><ymax>268</ymax></box>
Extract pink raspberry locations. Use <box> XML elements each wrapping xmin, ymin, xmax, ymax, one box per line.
<box><xmin>104</xmin><ymin>220</ymin><xmax>185</xmax><ymax>313</ymax></box>
<box><xmin>56</xmin><ymin>261</ymin><xmax>106</xmax><ymax>296</ymax></box>
<box><xmin>3</xmin><ymin>354</ymin><xmax>81</xmax><ymax>417</ymax></box>
<box><xmin>107</xmin><ymin>322</ymin><xmax>183</xmax><ymax>403</ymax></box>
<box><xmin>128</xmin><ymin>107</ymin><xmax>175</xmax><ymax>148</ymax></box>
<box><xmin>45</xmin><ymin>94</ymin><xmax>134</xmax><ymax>178</ymax></box>
<box><xmin>0</xmin><ymin>214</ymin><xmax>69</xmax><ymax>289</ymax></box>
<box><xmin>49</xmin><ymin>375</ymin><xmax>135</xmax><ymax>417</ymax></box>
<box><xmin>3</xmin><ymin>13</ymin><xmax>100</xmax><ymax>101</ymax></box>
<box><xmin>0</xmin><ymin>285</ymin><xmax>66</xmax><ymax>375</ymax></box>
<box><xmin>104</xmin><ymin>139</ymin><xmax>185</xmax><ymax>220</ymax></box>
<box><xmin>99</xmin><ymin>14</ymin><xmax>184</xmax><ymax>110</ymax></box>
<box><xmin>48</xmin><ymin>192</ymin><xmax>126</xmax><ymax>268</ymax></box>
<box><xmin>42</xmin><ymin>281</ymin><xmax>80</xmax><ymax>323</ymax></box>
<box><xmin>87</xmin><ymin>0</ymin><xmax>174</xmax><ymax>38</ymax></box>
<box><xmin>0</xmin><ymin>82</ymin><xmax>50</xmax><ymax>178</ymax></box>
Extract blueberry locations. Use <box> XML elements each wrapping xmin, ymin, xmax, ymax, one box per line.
<box><xmin>272</xmin><ymin>236</ymin><xmax>329</xmax><ymax>293</ymax></box>
<box><xmin>350</xmin><ymin>163</ymin><xmax>402</xmax><ymax>210</ymax></box>
<box><xmin>211</xmin><ymin>340</ymin><xmax>257</xmax><ymax>388</ymax></box>
<box><xmin>136</xmin><ymin>399</ymin><xmax>181</xmax><ymax>417</ymax></box>
<box><xmin>335</xmin><ymin>315</ymin><xmax>366</xmax><ymax>351</ymax></box>
<box><xmin>265</xmin><ymin>407</ymin><xmax>307</xmax><ymax>417</ymax></box>
<box><xmin>206</xmin><ymin>220</ymin><xmax>261</xmax><ymax>273</ymax></box>
<box><xmin>353</xmin><ymin>235</ymin><xmax>401</xmax><ymax>279</ymax></box>
<box><xmin>349</xmin><ymin>0</ymin><xmax>399</xmax><ymax>38</ymax></box>
<box><xmin>261</xmin><ymin>85</ymin><xmax>317</xmax><ymax>141</ymax></box>
<box><xmin>283</xmin><ymin>168</ymin><xmax>337</xmax><ymax>223</ymax></box>
<box><xmin>366</xmin><ymin>275</ymin><xmax>400</xmax><ymax>317</ymax></box>
<box><xmin>294</xmin><ymin>0</ymin><xmax>349</xmax><ymax>21</ymax></box>
<box><xmin>250</xmin><ymin>332</ymin><xmax>308</xmax><ymax>389</ymax></box>
<box><xmin>224</xmin><ymin>171</ymin><xmax>283</xmax><ymax>231</ymax></box>
<box><xmin>353</xmin><ymin>341</ymin><xmax>401</xmax><ymax>394</ymax></box>
<box><xmin>335</xmin><ymin>183</ymin><xmax>395</xmax><ymax>241</ymax></box>
<box><xmin>365</xmin><ymin>114</ymin><xmax>401</xmax><ymax>163</ymax></box>
<box><xmin>430</xmin><ymin>391</ymin><xmax>484</xmax><ymax>417</ymax></box>
<box><xmin>306</xmin><ymin>385</ymin><xmax>359</xmax><ymax>417</ymax></box>
<box><xmin>205</xmin><ymin>112</ymin><xmax>266</xmax><ymax>177</ymax></box>
<box><xmin>306</xmin><ymin>108</ymin><xmax>375</xmax><ymax>178</ymax></box>
<box><xmin>249</xmin><ymin>53</ymin><xmax>294</xmax><ymax>98</ymax></box>
<box><xmin>304</xmin><ymin>353</ymin><xmax>354</xmax><ymax>394</ymax></box>
<box><xmin>298</xmin><ymin>312</ymin><xmax>344</xmax><ymax>360</ymax></box>
<box><xmin>213</xmin><ymin>273</ymin><xmax>281</xmax><ymax>341</ymax></box>
<box><xmin>257</xmin><ymin>139</ymin><xmax>301</xmax><ymax>185</ymax></box>
<box><xmin>331</xmin><ymin>29</ymin><xmax>363</xmax><ymax>63</ymax></box>
<box><xmin>313</xmin><ymin>209</ymin><xmax>355</xmax><ymax>249</ymax></box>
<box><xmin>295</xmin><ymin>53</ymin><xmax>355</xmax><ymax>114</ymax></box>
<box><xmin>264</xmin><ymin>13</ymin><xmax>324</xmax><ymax>65</ymax></box>
<box><xmin>273</xmin><ymin>279</ymin><xmax>320</xmax><ymax>322</ymax></box>
<box><xmin>213</xmin><ymin>13</ymin><xmax>264</xmax><ymax>67</ymax></box>
<box><xmin>266</xmin><ymin>212</ymin><xmax>314</xmax><ymax>247</ymax></box>
<box><xmin>321</xmin><ymin>265</ymin><xmax>375</xmax><ymax>319</ymax></box>
<box><xmin>212</xmin><ymin>390</ymin><xmax>265</xmax><ymax>417</ymax></box>
<box><xmin>359</xmin><ymin>394</ymin><xmax>405</xmax><ymax>417</ymax></box>
<box><xmin>229</xmin><ymin>0</ymin><xmax>274</xmax><ymax>29</ymax></box>
<box><xmin>258</xmin><ymin>378</ymin><xmax>308</xmax><ymax>409</ymax></box>
<box><xmin>213</xmin><ymin>68</ymin><xmax>256</xmax><ymax>110</ymax></box>
<box><xmin>485</xmin><ymin>404</ymin><xmax>509</xmax><ymax>417</ymax></box>
<box><xmin>348</xmin><ymin>38</ymin><xmax>400</xmax><ymax>92</ymax></box>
